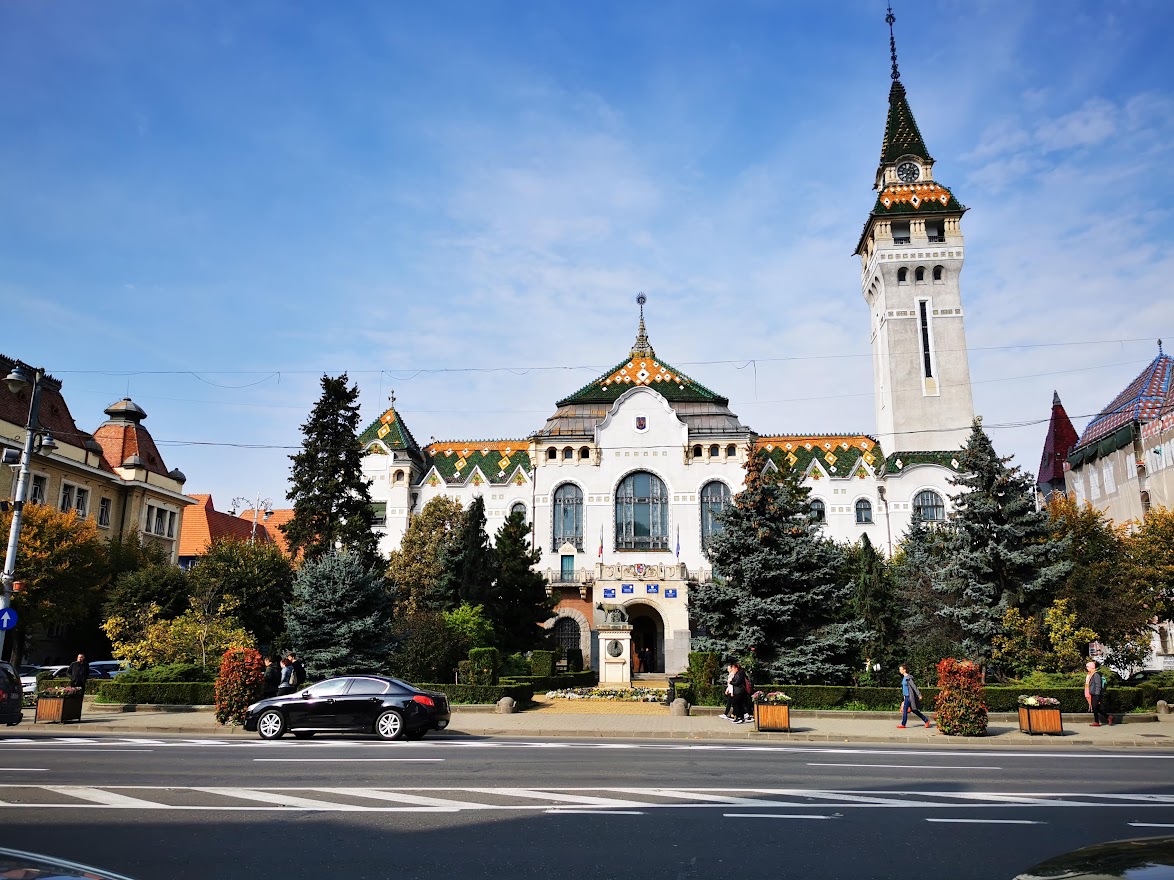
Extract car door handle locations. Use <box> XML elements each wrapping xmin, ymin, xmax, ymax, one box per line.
<box><xmin>323</xmin><ymin>699</ymin><xmax>334</xmax><ymax>704</ymax></box>
<box><xmin>369</xmin><ymin>698</ymin><xmax>380</xmax><ymax>702</ymax></box>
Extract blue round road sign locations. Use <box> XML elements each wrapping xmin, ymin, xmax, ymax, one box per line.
<box><xmin>0</xmin><ymin>608</ymin><xmax>18</xmax><ymax>630</ymax></box>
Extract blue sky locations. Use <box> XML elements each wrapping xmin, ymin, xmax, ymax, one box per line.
<box><xmin>3</xmin><ymin>0</ymin><xmax>1173</xmax><ymax>511</ymax></box>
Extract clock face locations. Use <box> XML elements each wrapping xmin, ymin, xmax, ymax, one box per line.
<box><xmin>896</xmin><ymin>162</ymin><xmax>920</xmax><ymax>183</ymax></box>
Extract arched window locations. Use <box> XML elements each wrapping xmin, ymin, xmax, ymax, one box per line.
<box><xmin>510</xmin><ymin>501</ymin><xmax>527</xmax><ymax>520</ymax></box>
<box><xmin>915</xmin><ymin>266</ymin><xmax>926</xmax><ymax>282</ymax></box>
<box><xmin>709</xmin><ymin>444</ymin><xmax>720</xmax><ymax>457</ymax></box>
<box><xmin>562</xmin><ymin>447</ymin><xmax>574</xmax><ymax>460</ymax></box>
<box><xmin>393</xmin><ymin>469</ymin><xmax>405</xmax><ymax>483</ymax></box>
<box><xmin>897</xmin><ymin>267</ymin><xmax>909</xmax><ymax>283</ymax></box>
<box><xmin>700</xmin><ymin>481</ymin><xmax>732</xmax><ymax>550</ymax></box>
<box><xmin>726</xmin><ymin>444</ymin><xmax>737</xmax><ymax>457</ymax></box>
<box><xmin>912</xmin><ymin>490</ymin><xmax>945</xmax><ymax>522</ymax></box>
<box><xmin>855</xmin><ymin>498</ymin><xmax>873</xmax><ymax>524</ymax></box>
<box><xmin>809</xmin><ymin>498</ymin><xmax>826</xmax><ymax>523</ymax></box>
<box><xmin>553</xmin><ymin>483</ymin><xmax>583</xmax><ymax>550</ymax></box>
<box><xmin>553</xmin><ymin>616</ymin><xmax>581</xmax><ymax>653</ymax></box>
<box><xmin>615</xmin><ymin>471</ymin><xmax>669</xmax><ymax>550</ymax></box>
<box><xmin>933</xmin><ymin>265</ymin><xmax>944</xmax><ymax>281</ymax></box>
<box><xmin>692</xmin><ymin>444</ymin><xmax>703</xmax><ymax>458</ymax></box>
<box><xmin>546</xmin><ymin>447</ymin><xmax>557</xmax><ymax>460</ymax></box>
<box><xmin>579</xmin><ymin>446</ymin><xmax>591</xmax><ymax>460</ymax></box>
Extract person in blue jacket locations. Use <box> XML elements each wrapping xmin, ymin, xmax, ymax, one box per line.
<box><xmin>898</xmin><ymin>664</ymin><xmax>931</xmax><ymax>728</ymax></box>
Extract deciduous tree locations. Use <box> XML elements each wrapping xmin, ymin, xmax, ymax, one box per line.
<box><xmin>187</xmin><ymin>538</ymin><xmax>294</xmax><ymax>647</ymax></box>
<box><xmin>437</xmin><ymin>495</ymin><xmax>497</xmax><ymax>609</ymax></box>
<box><xmin>489</xmin><ymin>510</ymin><xmax>553</xmax><ymax>655</ymax></box>
<box><xmin>387</xmin><ymin>496</ymin><xmax>465</xmax><ymax>616</ymax></box>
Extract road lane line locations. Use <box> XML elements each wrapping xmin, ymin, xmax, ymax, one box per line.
<box><xmin>194</xmin><ymin>787</ymin><xmax>368</xmax><ymax>811</ymax></box>
<box><xmin>752</xmin><ymin>789</ymin><xmax>943</xmax><ymax>808</ymax></box>
<box><xmin>724</xmin><ymin>814</ymin><xmax>836</xmax><ymax>819</ymax></box>
<box><xmin>616</xmin><ymin>789</ymin><xmax>794</xmax><ymax>808</ymax></box>
<box><xmin>546</xmin><ymin>809</ymin><xmax>645</xmax><ymax>815</ymax></box>
<box><xmin>48</xmin><ymin>787</ymin><xmax>173</xmax><ymax>808</ymax></box>
<box><xmin>0</xmin><ymin>749</ymin><xmax>153</xmax><ymax>753</ymax></box>
<box><xmin>806</xmin><ymin>763</ymin><xmax>999</xmax><ymax>770</ymax></box>
<box><xmin>475</xmin><ymin>788</ymin><xmax>649</xmax><ymax>808</ymax></box>
<box><xmin>926</xmin><ymin>819</ymin><xmax>1044</xmax><ymax>825</ymax></box>
<box><xmin>253</xmin><ymin>758</ymin><xmax>443</xmax><ymax>763</ymax></box>
<box><xmin>316</xmin><ymin>788</ymin><xmax>479</xmax><ymax>809</ymax></box>
<box><xmin>0</xmin><ymin>768</ymin><xmax>48</xmax><ymax>771</ymax></box>
<box><xmin>1129</xmin><ymin>823</ymin><xmax>1174</xmax><ymax>828</ymax></box>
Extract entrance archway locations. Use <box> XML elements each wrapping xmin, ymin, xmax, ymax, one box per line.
<box><xmin>626</xmin><ymin>603</ymin><xmax>664</xmax><ymax>675</ymax></box>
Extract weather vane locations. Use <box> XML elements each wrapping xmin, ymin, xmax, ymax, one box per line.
<box><xmin>388</xmin><ymin>389</ymin><xmax>396</xmax><ymax>409</ymax></box>
<box><xmin>886</xmin><ymin>4</ymin><xmax>900</xmax><ymax>81</ymax></box>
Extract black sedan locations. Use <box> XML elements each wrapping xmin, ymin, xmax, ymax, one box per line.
<box><xmin>243</xmin><ymin>675</ymin><xmax>450</xmax><ymax>741</ymax></box>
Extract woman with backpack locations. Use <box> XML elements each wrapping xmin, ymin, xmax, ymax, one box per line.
<box><xmin>897</xmin><ymin>664</ymin><xmax>931</xmax><ymax>728</ymax></box>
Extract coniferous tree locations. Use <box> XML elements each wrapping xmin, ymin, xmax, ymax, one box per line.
<box><xmin>490</xmin><ymin>510</ymin><xmax>554</xmax><ymax>655</ymax></box>
<box><xmin>282</xmin><ymin>374</ymin><xmax>381</xmax><ymax>568</ymax></box>
<box><xmin>891</xmin><ymin>515</ymin><xmax>964</xmax><ymax>682</ymax></box>
<box><xmin>388</xmin><ymin>497</ymin><xmax>466</xmax><ymax>616</ymax></box>
<box><xmin>852</xmin><ymin>534</ymin><xmax>901</xmax><ymax>679</ymax></box>
<box><xmin>691</xmin><ymin>447</ymin><xmax>865</xmax><ymax>684</ymax></box>
<box><xmin>436</xmin><ymin>496</ymin><xmax>497</xmax><ymax>609</ymax></box>
<box><xmin>285</xmin><ymin>550</ymin><xmax>395</xmax><ymax>678</ymax></box>
<box><xmin>937</xmin><ymin>419</ymin><xmax>1069</xmax><ymax>662</ymax></box>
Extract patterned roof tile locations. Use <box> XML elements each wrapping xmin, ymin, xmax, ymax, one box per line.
<box><xmin>754</xmin><ymin>435</ymin><xmax>885</xmax><ymax>478</ymax></box>
<box><xmin>423</xmin><ymin>439</ymin><xmax>531</xmax><ymax>486</ymax></box>
<box><xmin>1077</xmin><ymin>353</ymin><xmax>1173</xmax><ymax>448</ymax></box>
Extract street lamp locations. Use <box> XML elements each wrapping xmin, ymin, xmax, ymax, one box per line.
<box><xmin>1</xmin><ymin>363</ymin><xmax>63</xmax><ymax>661</ymax></box>
<box><xmin>232</xmin><ymin>494</ymin><xmax>273</xmax><ymax>544</ymax></box>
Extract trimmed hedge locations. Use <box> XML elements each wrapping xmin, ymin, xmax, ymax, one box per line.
<box><xmin>687</xmin><ymin>653</ymin><xmax>722</xmax><ymax>706</ymax></box>
<box><xmin>530</xmin><ymin>651</ymin><xmax>557</xmax><ymax>678</ymax></box>
<box><xmin>501</xmin><ymin>671</ymin><xmax>597</xmax><ymax>691</ymax></box>
<box><xmin>95</xmin><ymin>682</ymin><xmax>216</xmax><ymax>705</ymax></box>
<box><xmin>117</xmin><ymin>663</ymin><xmax>213</xmax><ymax>684</ymax></box>
<box><xmin>565</xmin><ymin>648</ymin><xmax>584</xmax><ymax>672</ymax></box>
<box><xmin>468</xmin><ymin>648</ymin><xmax>500</xmax><ymax>686</ymax></box>
<box><xmin>416</xmin><ymin>682</ymin><xmax>536</xmax><ymax>705</ymax></box>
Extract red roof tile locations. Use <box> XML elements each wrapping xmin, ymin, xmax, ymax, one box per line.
<box><xmin>1078</xmin><ymin>354</ymin><xmax>1173</xmax><ymax>448</ymax></box>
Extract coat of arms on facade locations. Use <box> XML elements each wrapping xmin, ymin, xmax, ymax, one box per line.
<box><xmin>635</xmin><ymin>416</ymin><xmax>647</xmax><ymax>431</ymax></box>
<box><xmin>634</xmin><ymin>563</ymin><xmax>647</xmax><ymax>578</ymax></box>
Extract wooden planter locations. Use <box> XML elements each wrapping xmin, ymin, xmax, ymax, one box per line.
<box><xmin>1018</xmin><ymin>706</ymin><xmax>1063</xmax><ymax>736</ymax></box>
<box><xmin>754</xmin><ymin>702</ymin><xmax>791</xmax><ymax>732</ymax></box>
<box><xmin>35</xmin><ymin>694</ymin><xmax>83</xmax><ymax>724</ymax></box>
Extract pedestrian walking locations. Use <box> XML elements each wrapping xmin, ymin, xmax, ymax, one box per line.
<box><xmin>897</xmin><ymin>664</ymin><xmax>931</xmax><ymax>728</ymax></box>
<box><xmin>262</xmin><ymin>656</ymin><xmax>281</xmax><ymax>699</ymax></box>
<box><xmin>723</xmin><ymin>660</ymin><xmax>752</xmax><ymax>724</ymax></box>
<box><xmin>67</xmin><ymin>654</ymin><xmax>89</xmax><ymax>691</ymax></box>
<box><xmin>287</xmin><ymin>653</ymin><xmax>306</xmax><ymax>689</ymax></box>
<box><xmin>276</xmin><ymin>658</ymin><xmax>296</xmax><ymax>696</ymax></box>
<box><xmin>721</xmin><ymin>664</ymin><xmax>736</xmax><ymax>720</ymax></box>
<box><xmin>1085</xmin><ymin>660</ymin><xmax>1110</xmax><ymax>726</ymax></box>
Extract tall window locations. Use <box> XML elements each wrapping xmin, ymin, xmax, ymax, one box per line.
<box><xmin>912</xmin><ymin>490</ymin><xmax>945</xmax><ymax>522</ymax></box>
<box><xmin>30</xmin><ymin>475</ymin><xmax>47</xmax><ymax>505</ymax></box>
<box><xmin>552</xmin><ymin>483</ymin><xmax>583</xmax><ymax>550</ymax></box>
<box><xmin>60</xmin><ymin>483</ymin><xmax>75</xmax><ymax>513</ymax></box>
<box><xmin>700</xmin><ymin>481</ymin><xmax>731</xmax><ymax>550</ymax></box>
<box><xmin>75</xmin><ymin>487</ymin><xmax>89</xmax><ymax>517</ymax></box>
<box><xmin>97</xmin><ymin>497</ymin><xmax>112</xmax><ymax>528</ymax></box>
<box><xmin>809</xmin><ymin>499</ymin><xmax>826</xmax><ymax>523</ymax></box>
<box><xmin>918</xmin><ymin>300</ymin><xmax>934</xmax><ymax>378</ymax></box>
<box><xmin>510</xmin><ymin>501</ymin><xmax>527</xmax><ymax>520</ymax></box>
<box><xmin>615</xmin><ymin>471</ymin><xmax>669</xmax><ymax>550</ymax></box>
<box><xmin>855</xmin><ymin>498</ymin><xmax>873</xmax><ymax>524</ymax></box>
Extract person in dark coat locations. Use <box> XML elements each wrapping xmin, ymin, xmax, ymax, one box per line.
<box><xmin>276</xmin><ymin>658</ymin><xmax>296</xmax><ymax>696</ymax></box>
<box><xmin>1086</xmin><ymin>660</ymin><xmax>1110</xmax><ymax>726</ymax></box>
<box><xmin>727</xmin><ymin>660</ymin><xmax>751</xmax><ymax>724</ymax></box>
<box><xmin>67</xmin><ymin>654</ymin><xmax>89</xmax><ymax>690</ymax></box>
<box><xmin>287</xmin><ymin>653</ymin><xmax>307</xmax><ymax>689</ymax></box>
<box><xmin>897</xmin><ymin>664</ymin><xmax>931</xmax><ymax>728</ymax></box>
<box><xmin>262</xmin><ymin>656</ymin><xmax>281</xmax><ymax>699</ymax></box>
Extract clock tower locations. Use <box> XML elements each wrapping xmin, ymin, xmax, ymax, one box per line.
<box><xmin>855</xmin><ymin>6</ymin><xmax>975</xmax><ymax>456</ymax></box>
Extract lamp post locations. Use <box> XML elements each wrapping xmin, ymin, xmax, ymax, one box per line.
<box><xmin>1</xmin><ymin>364</ymin><xmax>62</xmax><ymax>661</ymax></box>
<box><xmin>232</xmin><ymin>494</ymin><xmax>273</xmax><ymax>544</ymax></box>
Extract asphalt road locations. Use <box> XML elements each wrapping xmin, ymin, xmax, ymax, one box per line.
<box><xmin>0</xmin><ymin>732</ymin><xmax>1171</xmax><ymax>880</ymax></box>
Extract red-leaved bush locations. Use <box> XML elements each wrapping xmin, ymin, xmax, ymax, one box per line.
<box><xmin>215</xmin><ymin>646</ymin><xmax>264</xmax><ymax>726</ymax></box>
<box><xmin>933</xmin><ymin>658</ymin><xmax>988</xmax><ymax>737</ymax></box>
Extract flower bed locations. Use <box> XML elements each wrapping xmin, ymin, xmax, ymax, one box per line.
<box><xmin>545</xmin><ymin>687</ymin><xmax>666</xmax><ymax>703</ymax></box>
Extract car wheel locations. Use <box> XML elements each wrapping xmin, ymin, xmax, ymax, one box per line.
<box><xmin>374</xmin><ymin>709</ymin><xmax>405</xmax><ymax>741</ymax></box>
<box><xmin>404</xmin><ymin>729</ymin><xmax>427</xmax><ymax>741</ymax></box>
<box><xmin>257</xmin><ymin>709</ymin><xmax>286</xmax><ymax>740</ymax></box>
<box><xmin>293</xmin><ymin>731</ymin><xmax>315</xmax><ymax>739</ymax></box>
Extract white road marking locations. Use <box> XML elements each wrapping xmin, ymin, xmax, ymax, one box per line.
<box><xmin>752</xmin><ymin>789</ymin><xmax>944</xmax><ymax>808</ymax></box>
<box><xmin>49</xmin><ymin>786</ymin><xmax>172</xmax><ymax>808</ymax></box>
<box><xmin>1129</xmin><ymin>822</ymin><xmax>1174</xmax><ymax>828</ymax></box>
<box><xmin>806</xmin><ymin>763</ymin><xmax>998</xmax><ymax>770</ymax></box>
<box><xmin>614</xmin><ymin>788</ymin><xmax>791</xmax><ymax>808</ymax></box>
<box><xmin>474</xmin><ymin>788</ymin><xmax>649</xmax><ymax>808</ymax></box>
<box><xmin>724</xmin><ymin>814</ymin><xmax>836</xmax><ymax>819</ymax></box>
<box><xmin>926</xmin><ymin>818</ymin><xmax>1044</xmax><ymax>825</ymax></box>
<box><xmin>0</xmin><ymin>768</ymin><xmax>48</xmax><ymax>771</ymax></box>
<box><xmin>0</xmin><ymin>748</ymin><xmax>153</xmax><ymax>753</ymax></box>
<box><xmin>546</xmin><ymin>809</ymin><xmax>645</xmax><ymax>815</ymax></box>
<box><xmin>253</xmin><ymin>758</ymin><xmax>443</xmax><ymax>763</ymax></box>
<box><xmin>319</xmin><ymin>788</ymin><xmax>477</xmax><ymax>809</ymax></box>
<box><xmin>194</xmin><ymin>787</ymin><xmax>368</xmax><ymax>811</ymax></box>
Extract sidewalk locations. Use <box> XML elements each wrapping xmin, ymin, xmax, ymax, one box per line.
<box><xmin>21</xmin><ymin>701</ymin><xmax>1173</xmax><ymax>748</ymax></box>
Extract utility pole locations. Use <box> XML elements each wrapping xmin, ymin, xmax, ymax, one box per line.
<box><xmin>232</xmin><ymin>493</ymin><xmax>273</xmax><ymax>544</ymax></box>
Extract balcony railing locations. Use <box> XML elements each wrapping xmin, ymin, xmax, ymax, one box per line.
<box><xmin>893</xmin><ymin>236</ymin><xmax>911</xmax><ymax>245</ymax></box>
<box><xmin>543</xmin><ymin>568</ymin><xmax>595</xmax><ymax>585</ymax></box>
<box><xmin>927</xmin><ymin>234</ymin><xmax>945</xmax><ymax>243</ymax></box>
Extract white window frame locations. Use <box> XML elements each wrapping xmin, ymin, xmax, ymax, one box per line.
<box><xmin>29</xmin><ymin>473</ymin><xmax>48</xmax><ymax>506</ymax></box>
<box><xmin>97</xmin><ymin>497</ymin><xmax>112</xmax><ymax>528</ymax></box>
<box><xmin>60</xmin><ymin>482</ymin><xmax>75</xmax><ymax>513</ymax></box>
<box><xmin>74</xmin><ymin>486</ymin><xmax>89</xmax><ymax>517</ymax></box>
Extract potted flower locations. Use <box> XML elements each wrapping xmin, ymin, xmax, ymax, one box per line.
<box><xmin>752</xmin><ymin>691</ymin><xmax>792</xmax><ymax>732</ymax></box>
<box><xmin>1017</xmin><ymin>695</ymin><xmax>1063</xmax><ymax>735</ymax></box>
<box><xmin>36</xmin><ymin>685</ymin><xmax>84</xmax><ymax>724</ymax></box>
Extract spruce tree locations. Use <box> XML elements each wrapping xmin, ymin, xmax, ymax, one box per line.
<box><xmin>938</xmin><ymin>419</ymin><xmax>1069</xmax><ymax>662</ymax></box>
<box><xmin>436</xmin><ymin>495</ymin><xmax>497</xmax><ymax>610</ymax></box>
<box><xmin>891</xmin><ymin>516</ymin><xmax>965</xmax><ymax>682</ymax></box>
<box><xmin>852</xmin><ymin>534</ymin><xmax>901</xmax><ymax>679</ymax></box>
<box><xmin>285</xmin><ymin>550</ymin><xmax>395</xmax><ymax>678</ymax></box>
<box><xmin>691</xmin><ymin>447</ymin><xmax>865</xmax><ymax>684</ymax></box>
<box><xmin>490</xmin><ymin>510</ymin><xmax>555</xmax><ymax>655</ymax></box>
<box><xmin>282</xmin><ymin>374</ymin><xmax>381</xmax><ymax>568</ymax></box>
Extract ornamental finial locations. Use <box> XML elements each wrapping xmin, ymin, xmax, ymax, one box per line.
<box><xmin>630</xmin><ymin>292</ymin><xmax>655</xmax><ymax>358</ymax></box>
<box><xmin>886</xmin><ymin>4</ymin><xmax>900</xmax><ymax>81</ymax></box>
<box><xmin>388</xmin><ymin>389</ymin><xmax>396</xmax><ymax>410</ymax></box>
<box><xmin>1160</xmin><ymin>338</ymin><xmax>1165</xmax><ymax>356</ymax></box>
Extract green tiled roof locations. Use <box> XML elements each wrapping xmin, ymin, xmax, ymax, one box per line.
<box><xmin>870</xmin><ymin>187</ymin><xmax>964</xmax><ymax>216</ymax></box>
<box><xmin>881</xmin><ymin>450</ymin><xmax>961</xmax><ymax>475</ymax></box>
<box><xmin>359</xmin><ymin>407</ymin><xmax>423</xmax><ymax>458</ymax></box>
<box><xmin>881</xmin><ymin>80</ymin><xmax>931</xmax><ymax>164</ymax></box>
<box><xmin>756</xmin><ymin>436</ymin><xmax>886</xmax><ymax>479</ymax></box>
<box><xmin>558</xmin><ymin>355</ymin><xmax>728</xmax><ymax>406</ymax></box>
<box><xmin>425</xmin><ymin>441</ymin><xmax>532</xmax><ymax>486</ymax></box>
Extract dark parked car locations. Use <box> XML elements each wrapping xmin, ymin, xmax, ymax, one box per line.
<box><xmin>1013</xmin><ymin>836</ymin><xmax>1174</xmax><ymax>878</ymax></box>
<box><xmin>243</xmin><ymin>675</ymin><xmax>450</xmax><ymax>741</ymax></box>
<box><xmin>0</xmin><ymin>662</ymin><xmax>24</xmax><ymax>727</ymax></box>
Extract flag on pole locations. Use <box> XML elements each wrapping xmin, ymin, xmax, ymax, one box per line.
<box><xmin>675</xmin><ymin>525</ymin><xmax>680</xmax><ymax>559</ymax></box>
<box><xmin>598</xmin><ymin>524</ymin><xmax>604</xmax><ymax>558</ymax></box>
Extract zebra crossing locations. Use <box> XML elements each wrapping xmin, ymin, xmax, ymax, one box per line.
<box><xmin>0</xmin><ymin>784</ymin><xmax>1172</xmax><ymax>812</ymax></box>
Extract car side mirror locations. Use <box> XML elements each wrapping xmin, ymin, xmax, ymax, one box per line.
<box><xmin>300</xmin><ymin>691</ymin><xmax>311</xmax><ymax>699</ymax></box>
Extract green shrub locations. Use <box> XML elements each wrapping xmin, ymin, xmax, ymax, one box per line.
<box><xmin>670</xmin><ymin>679</ymin><xmax>694</xmax><ymax>704</ymax></box>
<box><xmin>687</xmin><ymin>652</ymin><xmax>722</xmax><ymax>706</ymax></box>
<box><xmin>564</xmin><ymin>648</ymin><xmax>584</xmax><ymax>672</ymax></box>
<box><xmin>934</xmin><ymin>658</ymin><xmax>988</xmax><ymax>737</ymax></box>
<box><xmin>416</xmin><ymin>683</ymin><xmax>535</xmax><ymax>705</ymax></box>
<box><xmin>500</xmin><ymin>653</ymin><xmax>530</xmax><ymax>677</ymax></box>
<box><xmin>501</xmin><ymin>671</ymin><xmax>597</xmax><ymax>691</ymax></box>
<box><xmin>1010</xmin><ymin>671</ymin><xmax>1088</xmax><ymax>689</ymax></box>
<box><xmin>530</xmin><ymin>650</ymin><xmax>557</xmax><ymax>678</ymax></box>
<box><xmin>41</xmin><ymin>678</ymin><xmax>102</xmax><ymax>696</ymax></box>
<box><xmin>457</xmin><ymin>660</ymin><xmax>474</xmax><ymax>684</ymax></box>
<box><xmin>214</xmin><ymin>647</ymin><xmax>264</xmax><ymax>726</ymax></box>
<box><xmin>118</xmin><ymin>663</ymin><xmax>213</xmax><ymax>683</ymax></box>
<box><xmin>468</xmin><ymin>647</ymin><xmax>501</xmax><ymax>686</ymax></box>
<box><xmin>95</xmin><ymin>682</ymin><xmax>216</xmax><ymax>705</ymax></box>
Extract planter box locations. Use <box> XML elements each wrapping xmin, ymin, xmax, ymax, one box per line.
<box><xmin>35</xmin><ymin>694</ymin><xmax>83</xmax><ymax>724</ymax></box>
<box><xmin>754</xmin><ymin>702</ymin><xmax>791</xmax><ymax>732</ymax></box>
<box><xmin>1018</xmin><ymin>706</ymin><xmax>1063</xmax><ymax>735</ymax></box>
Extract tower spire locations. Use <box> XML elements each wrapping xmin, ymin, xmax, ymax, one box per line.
<box><xmin>630</xmin><ymin>292</ymin><xmax>655</xmax><ymax>358</ymax></box>
<box><xmin>886</xmin><ymin>4</ymin><xmax>900</xmax><ymax>81</ymax></box>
